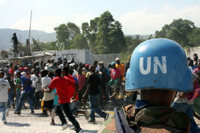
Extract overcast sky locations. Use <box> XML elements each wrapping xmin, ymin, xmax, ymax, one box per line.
<box><xmin>1</xmin><ymin>0</ymin><xmax>200</xmax><ymax>35</ymax></box>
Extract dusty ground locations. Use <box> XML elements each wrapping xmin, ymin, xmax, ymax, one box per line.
<box><xmin>1</xmin><ymin>99</ymin><xmax>200</xmax><ymax>133</ymax></box>
<box><xmin>0</xmin><ymin>108</ymin><xmax>107</xmax><ymax>133</ymax></box>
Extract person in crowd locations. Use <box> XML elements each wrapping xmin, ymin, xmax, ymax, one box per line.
<box><xmin>108</xmin><ymin>61</ymin><xmax>122</xmax><ymax>97</ymax></box>
<box><xmin>63</xmin><ymin>66</ymin><xmax>89</xmax><ymax>120</ymax></box>
<box><xmin>82</xmin><ymin>64</ymin><xmax>89</xmax><ymax>75</ymax></box>
<box><xmin>0</xmin><ymin>71</ymin><xmax>11</xmax><ymax>124</ymax></box>
<box><xmin>193</xmin><ymin>53</ymin><xmax>198</xmax><ymax>65</ymax></box>
<box><xmin>9</xmin><ymin>63</ymin><xmax>14</xmax><ymax>78</ymax></box>
<box><xmin>48</xmin><ymin>68</ymin><xmax>83</xmax><ymax>133</ymax></box>
<box><xmin>82</xmin><ymin>65</ymin><xmax>109</xmax><ymax>123</ymax></box>
<box><xmin>76</xmin><ymin>67</ymin><xmax>86</xmax><ymax>108</ymax></box>
<box><xmin>33</xmin><ymin>70</ymin><xmax>43</xmax><ymax>109</ymax></box>
<box><xmin>6</xmin><ymin>73</ymin><xmax>15</xmax><ymax>109</ymax></box>
<box><xmin>98</xmin><ymin>61</ymin><xmax>110</xmax><ymax>107</ymax></box>
<box><xmin>14</xmin><ymin>71</ymin><xmax>34</xmax><ymax>115</ymax></box>
<box><xmin>14</xmin><ymin>69</ymin><xmax>21</xmax><ymax>109</ymax></box>
<box><xmin>23</xmin><ymin>67</ymin><xmax>30</xmax><ymax>77</ymax></box>
<box><xmin>48</xmin><ymin>71</ymin><xmax>66</xmax><ymax>127</ymax></box>
<box><xmin>92</xmin><ymin>60</ymin><xmax>99</xmax><ymax>72</ymax></box>
<box><xmin>188</xmin><ymin>59</ymin><xmax>198</xmax><ymax>70</ymax></box>
<box><xmin>72</xmin><ymin>63</ymin><xmax>79</xmax><ymax>77</ymax></box>
<box><xmin>41</xmin><ymin>69</ymin><xmax>55</xmax><ymax>125</ymax></box>
<box><xmin>30</xmin><ymin>69</ymin><xmax>37</xmax><ymax>105</ymax></box>
<box><xmin>115</xmin><ymin>57</ymin><xmax>125</xmax><ymax>80</ymax></box>
<box><xmin>172</xmin><ymin>73</ymin><xmax>200</xmax><ymax>133</ymax></box>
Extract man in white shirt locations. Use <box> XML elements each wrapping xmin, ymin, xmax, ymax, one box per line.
<box><xmin>0</xmin><ymin>71</ymin><xmax>11</xmax><ymax>124</ymax></box>
<box><xmin>41</xmin><ymin>70</ymin><xmax>54</xmax><ymax>124</ymax></box>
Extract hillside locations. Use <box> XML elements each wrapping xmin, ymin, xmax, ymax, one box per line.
<box><xmin>0</xmin><ymin>28</ymin><xmax>56</xmax><ymax>50</ymax></box>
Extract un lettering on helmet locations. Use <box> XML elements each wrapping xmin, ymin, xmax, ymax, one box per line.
<box><xmin>139</xmin><ymin>56</ymin><xmax>167</xmax><ymax>75</ymax></box>
<box><xmin>125</xmin><ymin>38</ymin><xmax>193</xmax><ymax>92</ymax></box>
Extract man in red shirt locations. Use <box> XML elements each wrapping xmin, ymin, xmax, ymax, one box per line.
<box><xmin>63</xmin><ymin>66</ymin><xmax>89</xmax><ymax>120</ymax></box>
<box><xmin>48</xmin><ymin>68</ymin><xmax>82</xmax><ymax>133</ymax></box>
<box><xmin>62</xmin><ymin>66</ymin><xmax>78</xmax><ymax>100</ymax></box>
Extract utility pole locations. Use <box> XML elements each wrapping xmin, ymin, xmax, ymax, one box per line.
<box><xmin>27</xmin><ymin>10</ymin><xmax>32</xmax><ymax>55</ymax></box>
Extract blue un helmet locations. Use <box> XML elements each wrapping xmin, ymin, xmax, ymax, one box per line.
<box><xmin>125</xmin><ymin>38</ymin><xmax>193</xmax><ymax>92</ymax></box>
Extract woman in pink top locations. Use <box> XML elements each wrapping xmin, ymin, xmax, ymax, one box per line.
<box><xmin>76</xmin><ymin>67</ymin><xmax>86</xmax><ymax>108</ymax></box>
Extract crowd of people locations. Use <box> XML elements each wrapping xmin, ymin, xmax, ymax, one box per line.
<box><xmin>0</xmin><ymin>56</ymin><xmax>129</xmax><ymax>133</ymax></box>
<box><xmin>1</xmin><ymin>39</ymin><xmax>200</xmax><ymax>133</ymax></box>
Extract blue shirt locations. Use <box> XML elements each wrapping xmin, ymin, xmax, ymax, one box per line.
<box><xmin>53</xmin><ymin>88</ymin><xmax>59</xmax><ymax>105</ymax></box>
<box><xmin>73</xmin><ymin>76</ymin><xmax>78</xmax><ymax>84</ymax></box>
<box><xmin>20</xmin><ymin>76</ymin><xmax>32</xmax><ymax>92</ymax></box>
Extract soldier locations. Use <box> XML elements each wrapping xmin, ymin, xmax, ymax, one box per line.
<box><xmin>12</xmin><ymin>33</ymin><xmax>18</xmax><ymax>57</ymax></box>
<box><xmin>103</xmin><ymin>38</ymin><xmax>193</xmax><ymax>133</ymax></box>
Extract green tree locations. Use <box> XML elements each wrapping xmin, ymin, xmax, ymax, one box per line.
<box><xmin>54</xmin><ymin>22</ymin><xmax>80</xmax><ymax>49</ymax></box>
<box><xmin>0</xmin><ymin>50</ymin><xmax>9</xmax><ymax>59</ymax></box>
<box><xmin>54</xmin><ymin>24</ymin><xmax>69</xmax><ymax>49</ymax></box>
<box><xmin>90</xmin><ymin>11</ymin><xmax>126</xmax><ymax>54</ymax></box>
<box><xmin>71</xmin><ymin>34</ymin><xmax>89</xmax><ymax>49</ymax></box>
<box><xmin>41</xmin><ymin>41</ymin><xmax>59</xmax><ymax>50</ymax></box>
<box><xmin>18</xmin><ymin>42</ymin><xmax>27</xmax><ymax>54</ymax></box>
<box><xmin>31</xmin><ymin>38</ymin><xmax>43</xmax><ymax>51</ymax></box>
<box><xmin>81</xmin><ymin>18</ymin><xmax>99</xmax><ymax>53</ymax></box>
<box><xmin>95</xmin><ymin>11</ymin><xmax>114</xmax><ymax>53</ymax></box>
<box><xmin>108</xmin><ymin>20</ymin><xmax>126</xmax><ymax>53</ymax></box>
<box><xmin>121</xmin><ymin>36</ymin><xmax>144</xmax><ymax>63</ymax></box>
<box><xmin>188</xmin><ymin>28</ymin><xmax>200</xmax><ymax>47</ymax></box>
<box><xmin>155</xmin><ymin>18</ymin><xmax>195</xmax><ymax>46</ymax></box>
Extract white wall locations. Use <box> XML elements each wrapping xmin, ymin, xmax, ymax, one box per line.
<box><xmin>32</xmin><ymin>49</ymin><xmax>121</xmax><ymax>66</ymax></box>
<box><xmin>185</xmin><ymin>46</ymin><xmax>200</xmax><ymax>59</ymax></box>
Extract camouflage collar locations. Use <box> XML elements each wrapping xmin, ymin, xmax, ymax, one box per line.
<box><xmin>135</xmin><ymin>106</ymin><xmax>191</xmax><ymax>131</ymax></box>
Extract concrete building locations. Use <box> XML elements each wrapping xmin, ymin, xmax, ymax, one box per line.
<box><xmin>32</xmin><ymin>49</ymin><xmax>121</xmax><ymax>66</ymax></box>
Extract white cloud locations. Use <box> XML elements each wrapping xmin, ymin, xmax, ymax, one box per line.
<box><xmin>69</xmin><ymin>14</ymin><xmax>94</xmax><ymax>27</ymax></box>
<box><xmin>33</xmin><ymin>15</ymin><xmax>68</xmax><ymax>32</ymax></box>
<box><xmin>11</xmin><ymin>19</ymin><xmax>29</xmax><ymax>30</ymax></box>
<box><xmin>118</xmin><ymin>5</ymin><xmax>200</xmax><ymax>35</ymax></box>
<box><xmin>0</xmin><ymin>0</ymin><xmax>21</xmax><ymax>6</ymax></box>
<box><xmin>0</xmin><ymin>0</ymin><xmax>6</xmax><ymax>6</ymax></box>
<box><xmin>11</xmin><ymin>14</ymin><xmax>93</xmax><ymax>33</ymax></box>
<box><xmin>11</xmin><ymin>0</ymin><xmax>21</xmax><ymax>3</ymax></box>
<box><xmin>11</xmin><ymin>5</ymin><xmax>200</xmax><ymax>35</ymax></box>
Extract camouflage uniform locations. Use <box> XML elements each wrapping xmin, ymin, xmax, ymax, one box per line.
<box><xmin>102</xmin><ymin>104</ymin><xmax>191</xmax><ymax>133</ymax></box>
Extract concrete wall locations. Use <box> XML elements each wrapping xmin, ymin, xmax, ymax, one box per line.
<box><xmin>32</xmin><ymin>49</ymin><xmax>120</xmax><ymax>66</ymax></box>
<box><xmin>32</xmin><ymin>49</ymin><xmax>94</xmax><ymax>64</ymax></box>
<box><xmin>32</xmin><ymin>50</ymin><xmax>121</xmax><ymax>66</ymax></box>
<box><xmin>184</xmin><ymin>46</ymin><xmax>200</xmax><ymax>59</ymax></box>
<box><xmin>30</xmin><ymin>46</ymin><xmax>200</xmax><ymax>66</ymax></box>
<box><xmin>93</xmin><ymin>53</ymin><xmax>121</xmax><ymax>66</ymax></box>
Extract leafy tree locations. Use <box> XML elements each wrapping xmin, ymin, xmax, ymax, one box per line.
<box><xmin>18</xmin><ymin>42</ymin><xmax>27</xmax><ymax>54</ymax></box>
<box><xmin>188</xmin><ymin>27</ymin><xmax>200</xmax><ymax>47</ymax></box>
<box><xmin>42</xmin><ymin>41</ymin><xmax>60</xmax><ymax>50</ymax></box>
<box><xmin>87</xmin><ymin>11</ymin><xmax>126</xmax><ymax>54</ymax></box>
<box><xmin>54</xmin><ymin>24</ymin><xmax>69</xmax><ymax>49</ymax></box>
<box><xmin>81</xmin><ymin>18</ymin><xmax>99</xmax><ymax>53</ymax></box>
<box><xmin>121</xmin><ymin>36</ymin><xmax>144</xmax><ymax>63</ymax></box>
<box><xmin>8</xmin><ymin>42</ymin><xmax>27</xmax><ymax>56</ymax></box>
<box><xmin>71</xmin><ymin>34</ymin><xmax>89</xmax><ymax>49</ymax></box>
<box><xmin>95</xmin><ymin>11</ymin><xmax>114</xmax><ymax>53</ymax></box>
<box><xmin>0</xmin><ymin>50</ymin><xmax>9</xmax><ymax>59</ymax></box>
<box><xmin>155</xmin><ymin>18</ymin><xmax>195</xmax><ymax>47</ymax></box>
<box><xmin>31</xmin><ymin>38</ymin><xmax>43</xmax><ymax>51</ymax></box>
<box><xmin>108</xmin><ymin>20</ymin><xmax>126</xmax><ymax>53</ymax></box>
<box><xmin>67</xmin><ymin>22</ymin><xmax>80</xmax><ymax>39</ymax></box>
<box><xmin>54</xmin><ymin>22</ymin><xmax>80</xmax><ymax>49</ymax></box>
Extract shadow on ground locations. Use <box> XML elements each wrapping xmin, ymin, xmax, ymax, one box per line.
<box><xmin>5</xmin><ymin>122</ymin><xmax>30</xmax><ymax>127</ymax></box>
<box><xmin>82</xmin><ymin>130</ymin><xmax>98</xmax><ymax>133</ymax></box>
